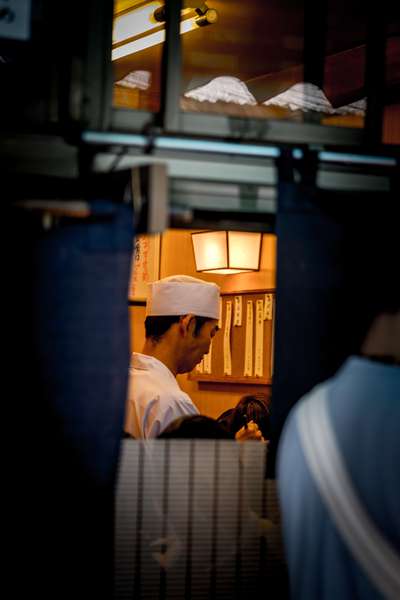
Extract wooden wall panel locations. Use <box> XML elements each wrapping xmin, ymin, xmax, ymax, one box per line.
<box><xmin>189</xmin><ymin>290</ymin><xmax>274</xmax><ymax>385</ymax></box>
<box><xmin>383</xmin><ymin>104</ymin><xmax>400</xmax><ymax>144</ymax></box>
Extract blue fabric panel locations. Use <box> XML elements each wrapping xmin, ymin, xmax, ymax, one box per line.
<box><xmin>7</xmin><ymin>198</ymin><xmax>134</xmax><ymax>598</ymax></box>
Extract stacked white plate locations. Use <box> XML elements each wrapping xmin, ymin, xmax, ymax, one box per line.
<box><xmin>185</xmin><ymin>76</ymin><xmax>257</xmax><ymax>105</ymax></box>
<box><xmin>116</xmin><ymin>70</ymin><xmax>151</xmax><ymax>90</ymax></box>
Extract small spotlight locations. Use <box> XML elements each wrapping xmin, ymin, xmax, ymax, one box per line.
<box><xmin>153</xmin><ymin>5</ymin><xmax>166</xmax><ymax>22</ymax></box>
<box><xmin>195</xmin><ymin>8</ymin><xmax>218</xmax><ymax>26</ymax></box>
<box><xmin>153</xmin><ymin>3</ymin><xmax>218</xmax><ymax>27</ymax></box>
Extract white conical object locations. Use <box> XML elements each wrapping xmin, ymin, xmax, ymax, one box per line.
<box><xmin>116</xmin><ymin>70</ymin><xmax>151</xmax><ymax>90</ymax></box>
<box><xmin>333</xmin><ymin>98</ymin><xmax>366</xmax><ymax>116</ymax></box>
<box><xmin>263</xmin><ymin>82</ymin><xmax>334</xmax><ymax>113</ymax></box>
<box><xmin>185</xmin><ymin>76</ymin><xmax>257</xmax><ymax>105</ymax></box>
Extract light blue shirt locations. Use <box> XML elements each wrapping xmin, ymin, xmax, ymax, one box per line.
<box><xmin>277</xmin><ymin>356</ymin><xmax>400</xmax><ymax>599</ymax></box>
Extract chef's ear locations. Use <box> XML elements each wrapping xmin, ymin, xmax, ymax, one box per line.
<box><xmin>179</xmin><ymin>314</ymin><xmax>195</xmax><ymax>336</ymax></box>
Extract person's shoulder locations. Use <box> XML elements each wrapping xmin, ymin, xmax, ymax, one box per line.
<box><xmin>158</xmin><ymin>388</ymin><xmax>196</xmax><ymax>408</ymax></box>
<box><xmin>130</xmin><ymin>352</ymin><xmax>154</xmax><ymax>370</ymax></box>
<box><xmin>279</xmin><ymin>381</ymin><xmax>331</xmax><ymax>450</ymax></box>
<box><xmin>217</xmin><ymin>408</ymin><xmax>234</xmax><ymax>421</ymax></box>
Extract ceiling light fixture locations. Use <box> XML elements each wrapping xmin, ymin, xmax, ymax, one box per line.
<box><xmin>113</xmin><ymin>1</ymin><xmax>164</xmax><ymax>44</ymax></box>
<box><xmin>112</xmin><ymin>0</ymin><xmax>217</xmax><ymax>61</ymax></box>
<box><xmin>191</xmin><ymin>231</ymin><xmax>262</xmax><ymax>275</ymax></box>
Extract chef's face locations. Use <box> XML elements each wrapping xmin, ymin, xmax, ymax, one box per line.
<box><xmin>180</xmin><ymin>317</ymin><xmax>219</xmax><ymax>373</ymax></box>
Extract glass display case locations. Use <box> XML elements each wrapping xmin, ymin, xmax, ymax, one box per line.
<box><xmin>1</xmin><ymin>1</ymin><xmax>398</xmax><ymax>151</ymax></box>
<box><xmin>108</xmin><ymin>0</ymin><xmax>400</xmax><ymax>147</ymax></box>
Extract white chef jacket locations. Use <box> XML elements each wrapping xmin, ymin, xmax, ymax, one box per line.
<box><xmin>124</xmin><ymin>352</ymin><xmax>199</xmax><ymax>439</ymax></box>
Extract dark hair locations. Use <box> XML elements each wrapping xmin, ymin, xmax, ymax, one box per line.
<box><xmin>158</xmin><ymin>415</ymin><xmax>233</xmax><ymax>440</ymax></box>
<box><xmin>145</xmin><ymin>315</ymin><xmax>212</xmax><ymax>342</ymax></box>
<box><xmin>218</xmin><ymin>394</ymin><xmax>271</xmax><ymax>440</ymax></box>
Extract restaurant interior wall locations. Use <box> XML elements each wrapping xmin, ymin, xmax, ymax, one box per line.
<box><xmin>129</xmin><ymin>229</ymin><xmax>277</xmax><ymax>418</ymax></box>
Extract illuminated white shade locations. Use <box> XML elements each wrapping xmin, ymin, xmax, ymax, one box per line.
<box><xmin>192</xmin><ymin>231</ymin><xmax>227</xmax><ymax>271</ymax></box>
<box><xmin>112</xmin><ymin>16</ymin><xmax>198</xmax><ymax>60</ymax></box>
<box><xmin>228</xmin><ymin>231</ymin><xmax>262</xmax><ymax>269</ymax></box>
<box><xmin>113</xmin><ymin>1</ymin><xmax>163</xmax><ymax>44</ymax></box>
<box><xmin>192</xmin><ymin>231</ymin><xmax>262</xmax><ymax>274</ymax></box>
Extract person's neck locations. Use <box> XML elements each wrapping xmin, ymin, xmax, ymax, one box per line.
<box><xmin>142</xmin><ymin>338</ymin><xmax>179</xmax><ymax>377</ymax></box>
<box><xmin>360</xmin><ymin>311</ymin><xmax>400</xmax><ymax>365</ymax></box>
<box><xmin>361</xmin><ymin>354</ymin><xmax>400</xmax><ymax>367</ymax></box>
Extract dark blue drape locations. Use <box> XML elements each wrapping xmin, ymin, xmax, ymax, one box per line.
<box><xmin>8</xmin><ymin>194</ymin><xmax>133</xmax><ymax>598</ymax></box>
<box><xmin>269</xmin><ymin>179</ymin><xmax>398</xmax><ymax>475</ymax></box>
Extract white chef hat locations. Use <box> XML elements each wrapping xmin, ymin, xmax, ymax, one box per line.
<box><xmin>146</xmin><ymin>275</ymin><xmax>220</xmax><ymax>319</ymax></box>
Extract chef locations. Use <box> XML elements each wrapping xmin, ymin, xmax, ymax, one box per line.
<box><xmin>124</xmin><ymin>274</ymin><xmax>221</xmax><ymax>438</ymax></box>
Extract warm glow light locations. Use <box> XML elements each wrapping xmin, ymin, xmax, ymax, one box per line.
<box><xmin>192</xmin><ymin>231</ymin><xmax>262</xmax><ymax>274</ymax></box>
<box><xmin>228</xmin><ymin>231</ymin><xmax>262</xmax><ymax>270</ymax></box>
<box><xmin>205</xmin><ymin>241</ymin><xmax>225</xmax><ymax>265</ymax></box>
<box><xmin>113</xmin><ymin>1</ymin><xmax>163</xmax><ymax>44</ymax></box>
<box><xmin>179</xmin><ymin>17</ymin><xmax>199</xmax><ymax>34</ymax></box>
<box><xmin>112</xmin><ymin>16</ymin><xmax>198</xmax><ymax>60</ymax></box>
<box><xmin>192</xmin><ymin>231</ymin><xmax>227</xmax><ymax>271</ymax></box>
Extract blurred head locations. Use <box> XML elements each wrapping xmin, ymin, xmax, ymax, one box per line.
<box><xmin>218</xmin><ymin>394</ymin><xmax>271</xmax><ymax>440</ymax></box>
<box><xmin>158</xmin><ymin>415</ymin><xmax>233</xmax><ymax>440</ymax></box>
